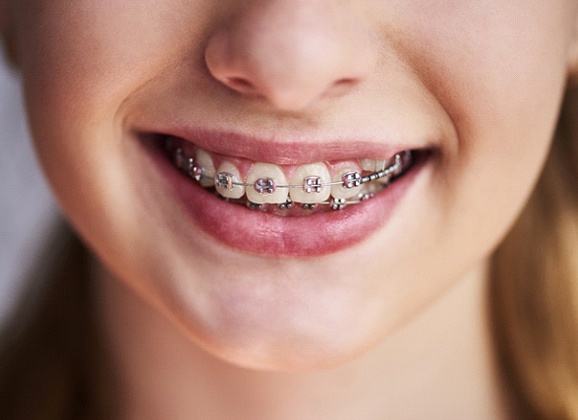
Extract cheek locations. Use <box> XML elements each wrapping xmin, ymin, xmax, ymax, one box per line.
<box><xmin>362</xmin><ymin>2</ymin><xmax>574</xmax><ymax>297</ymax></box>
<box><xmin>18</xmin><ymin>3</ymin><xmax>173</xmax><ymax>121</ymax></box>
<box><xmin>16</xmin><ymin>0</ymin><xmax>213</xmax><ymax>145</ymax></box>
<box><xmin>13</xmin><ymin>1</ymin><xmax>205</xmax><ymax>241</ymax></box>
<box><xmin>405</xmin><ymin>3</ymin><xmax>570</xmax><ymax>208</ymax></box>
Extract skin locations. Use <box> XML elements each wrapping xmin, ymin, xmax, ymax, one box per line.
<box><xmin>3</xmin><ymin>0</ymin><xmax>578</xmax><ymax>417</ymax></box>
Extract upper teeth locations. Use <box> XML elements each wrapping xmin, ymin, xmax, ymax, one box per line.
<box><xmin>215</xmin><ymin>162</ymin><xmax>245</xmax><ymax>199</ymax></box>
<box><xmin>195</xmin><ymin>149</ymin><xmax>216</xmax><ymax>187</ymax></box>
<box><xmin>289</xmin><ymin>163</ymin><xmax>331</xmax><ymax>204</ymax></box>
<box><xmin>331</xmin><ymin>168</ymin><xmax>363</xmax><ymax>199</ymax></box>
<box><xmin>246</xmin><ymin>163</ymin><xmax>288</xmax><ymax>204</ymax></box>
<box><xmin>170</xmin><ymin>143</ymin><xmax>412</xmax><ymax>210</ymax></box>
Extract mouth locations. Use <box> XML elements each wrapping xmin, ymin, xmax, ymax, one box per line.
<box><xmin>138</xmin><ymin>131</ymin><xmax>432</xmax><ymax>257</ymax></box>
<box><xmin>165</xmin><ymin>136</ymin><xmax>415</xmax><ymax>215</ymax></box>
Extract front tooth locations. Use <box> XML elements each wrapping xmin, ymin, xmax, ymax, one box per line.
<box><xmin>331</xmin><ymin>168</ymin><xmax>363</xmax><ymax>199</ymax></box>
<box><xmin>289</xmin><ymin>163</ymin><xmax>331</xmax><ymax>204</ymax></box>
<box><xmin>195</xmin><ymin>149</ymin><xmax>216</xmax><ymax>187</ymax></box>
<box><xmin>246</xmin><ymin>163</ymin><xmax>289</xmax><ymax>204</ymax></box>
<box><xmin>215</xmin><ymin>162</ymin><xmax>245</xmax><ymax>199</ymax></box>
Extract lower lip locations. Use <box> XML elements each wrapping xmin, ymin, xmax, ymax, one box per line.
<box><xmin>142</xmin><ymin>139</ymin><xmax>426</xmax><ymax>257</ymax></box>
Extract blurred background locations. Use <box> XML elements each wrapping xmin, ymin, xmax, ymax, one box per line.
<box><xmin>0</xmin><ymin>53</ymin><xmax>56</xmax><ymax>324</ymax></box>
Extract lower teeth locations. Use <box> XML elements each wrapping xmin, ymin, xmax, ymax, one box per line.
<box><xmin>167</xmin><ymin>142</ymin><xmax>413</xmax><ymax>213</ymax></box>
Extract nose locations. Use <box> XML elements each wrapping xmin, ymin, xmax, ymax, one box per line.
<box><xmin>205</xmin><ymin>1</ymin><xmax>377</xmax><ymax>111</ymax></box>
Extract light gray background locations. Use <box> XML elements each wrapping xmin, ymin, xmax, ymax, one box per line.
<box><xmin>0</xmin><ymin>53</ymin><xmax>57</xmax><ymax>322</ymax></box>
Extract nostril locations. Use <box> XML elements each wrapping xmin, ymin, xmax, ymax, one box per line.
<box><xmin>334</xmin><ymin>78</ymin><xmax>359</xmax><ymax>90</ymax></box>
<box><xmin>326</xmin><ymin>78</ymin><xmax>359</xmax><ymax>98</ymax></box>
<box><xmin>335</xmin><ymin>78</ymin><xmax>356</xmax><ymax>87</ymax></box>
<box><xmin>227</xmin><ymin>77</ymin><xmax>256</xmax><ymax>92</ymax></box>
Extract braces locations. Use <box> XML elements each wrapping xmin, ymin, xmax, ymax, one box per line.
<box><xmin>170</xmin><ymin>146</ymin><xmax>412</xmax><ymax>210</ymax></box>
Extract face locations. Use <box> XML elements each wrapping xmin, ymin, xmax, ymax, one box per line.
<box><xmin>5</xmin><ymin>0</ymin><xmax>578</xmax><ymax>370</ymax></box>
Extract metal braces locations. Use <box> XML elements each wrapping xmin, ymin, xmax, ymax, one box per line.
<box><xmin>171</xmin><ymin>147</ymin><xmax>412</xmax><ymax>210</ymax></box>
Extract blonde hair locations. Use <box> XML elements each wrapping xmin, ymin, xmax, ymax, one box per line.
<box><xmin>491</xmin><ymin>86</ymin><xmax>578</xmax><ymax>418</ymax></box>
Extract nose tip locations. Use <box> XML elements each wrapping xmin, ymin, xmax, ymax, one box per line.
<box><xmin>204</xmin><ymin>3</ymin><xmax>376</xmax><ymax>111</ymax></box>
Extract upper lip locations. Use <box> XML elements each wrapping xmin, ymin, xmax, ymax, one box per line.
<box><xmin>136</xmin><ymin>125</ymin><xmax>427</xmax><ymax>165</ymax></box>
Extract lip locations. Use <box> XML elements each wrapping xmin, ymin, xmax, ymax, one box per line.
<box><xmin>137</xmin><ymin>130</ymin><xmax>430</xmax><ymax>257</ymax></box>
<box><xmin>133</xmin><ymin>125</ymin><xmax>420</xmax><ymax>165</ymax></box>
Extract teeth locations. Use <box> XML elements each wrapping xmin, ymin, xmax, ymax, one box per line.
<box><xmin>195</xmin><ymin>149</ymin><xmax>216</xmax><ymax>187</ymax></box>
<box><xmin>289</xmin><ymin>163</ymin><xmax>331</xmax><ymax>204</ymax></box>
<box><xmin>331</xmin><ymin>168</ymin><xmax>363</xmax><ymax>199</ymax></box>
<box><xmin>359</xmin><ymin>180</ymin><xmax>384</xmax><ymax>197</ymax></box>
<box><xmin>245</xmin><ymin>163</ymin><xmax>289</xmax><ymax>204</ymax></box>
<box><xmin>215</xmin><ymin>162</ymin><xmax>245</xmax><ymax>199</ymax></box>
<box><xmin>359</xmin><ymin>158</ymin><xmax>390</xmax><ymax>172</ymax></box>
<box><xmin>169</xmin><ymin>143</ymin><xmax>413</xmax><ymax>210</ymax></box>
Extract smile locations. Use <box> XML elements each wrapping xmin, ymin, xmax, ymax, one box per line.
<box><xmin>139</xmin><ymin>130</ymin><xmax>431</xmax><ymax>256</ymax></box>
<box><xmin>165</xmin><ymin>137</ymin><xmax>415</xmax><ymax>215</ymax></box>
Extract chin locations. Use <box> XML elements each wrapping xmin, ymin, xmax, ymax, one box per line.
<box><xmin>156</xmin><ymin>263</ymin><xmax>391</xmax><ymax>372</ymax></box>
<box><xmin>181</xmin><ymin>315</ymin><xmax>384</xmax><ymax>373</ymax></box>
